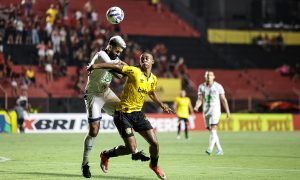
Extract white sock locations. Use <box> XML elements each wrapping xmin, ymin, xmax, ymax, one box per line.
<box><xmin>208</xmin><ymin>130</ymin><xmax>217</xmax><ymax>152</ymax></box>
<box><xmin>82</xmin><ymin>135</ymin><xmax>95</xmax><ymax>165</ymax></box>
<box><xmin>214</xmin><ymin>131</ymin><xmax>222</xmax><ymax>152</ymax></box>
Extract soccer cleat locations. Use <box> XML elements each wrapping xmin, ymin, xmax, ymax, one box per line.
<box><xmin>216</xmin><ymin>150</ymin><xmax>224</xmax><ymax>155</ymax></box>
<box><xmin>176</xmin><ymin>135</ymin><xmax>180</xmax><ymax>140</ymax></box>
<box><xmin>81</xmin><ymin>163</ymin><xmax>91</xmax><ymax>178</ymax></box>
<box><xmin>149</xmin><ymin>163</ymin><xmax>167</xmax><ymax>180</ymax></box>
<box><xmin>205</xmin><ymin>150</ymin><xmax>212</xmax><ymax>156</ymax></box>
<box><xmin>132</xmin><ymin>150</ymin><xmax>150</xmax><ymax>161</ymax></box>
<box><xmin>100</xmin><ymin>151</ymin><xmax>109</xmax><ymax>173</ymax></box>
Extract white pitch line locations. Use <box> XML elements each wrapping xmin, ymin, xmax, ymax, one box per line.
<box><xmin>0</xmin><ymin>157</ymin><xmax>11</xmax><ymax>163</ymax></box>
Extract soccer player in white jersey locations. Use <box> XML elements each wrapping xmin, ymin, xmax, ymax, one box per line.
<box><xmin>81</xmin><ymin>36</ymin><xmax>149</xmax><ymax>178</ymax></box>
<box><xmin>194</xmin><ymin>70</ymin><xmax>231</xmax><ymax>155</ymax></box>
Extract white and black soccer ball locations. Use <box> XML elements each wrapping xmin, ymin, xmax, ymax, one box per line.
<box><xmin>106</xmin><ymin>6</ymin><xmax>124</xmax><ymax>24</ymax></box>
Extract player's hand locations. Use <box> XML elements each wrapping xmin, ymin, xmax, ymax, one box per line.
<box><xmin>162</xmin><ymin>104</ymin><xmax>175</xmax><ymax>114</ymax></box>
<box><xmin>193</xmin><ymin>107</ymin><xmax>198</xmax><ymax>112</ymax></box>
<box><xmin>226</xmin><ymin>113</ymin><xmax>231</xmax><ymax>120</ymax></box>
<box><xmin>118</xmin><ymin>61</ymin><xmax>128</xmax><ymax>65</ymax></box>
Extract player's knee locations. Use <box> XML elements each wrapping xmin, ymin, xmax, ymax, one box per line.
<box><xmin>89</xmin><ymin>129</ymin><xmax>99</xmax><ymax>137</ymax></box>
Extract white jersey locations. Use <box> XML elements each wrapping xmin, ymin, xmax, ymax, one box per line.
<box><xmin>198</xmin><ymin>82</ymin><xmax>225</xmax><ymax>118</ymax></box>
<box><xmin>85</xmin><ymin>50</ymin><xmax>120</xmax><ymax>95</ymax></box>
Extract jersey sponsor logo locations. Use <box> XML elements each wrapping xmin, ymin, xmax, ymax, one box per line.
<box><xmin>138</xmin><ymin>87</ymin><xmax>148</xmax><ymax>94</ymax></box>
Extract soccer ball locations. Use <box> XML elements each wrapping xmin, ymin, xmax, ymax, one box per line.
<box><xmin>106</xmin><ymin>6</ymin><xmax>124</xmax><ymax>24</ymax></box>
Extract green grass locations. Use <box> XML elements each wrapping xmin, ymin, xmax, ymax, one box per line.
<box><xmin>1</xmin><ymin>132</ymin><xmax>300</xmax><ymax>179</ymax></box>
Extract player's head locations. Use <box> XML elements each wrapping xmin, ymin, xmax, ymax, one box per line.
<box><xmin>204</xmin><ymin>70</ymin><xmax>215</xmax><ymax>84</ymax></box>
<box><xmin>106</xmin><ymin>35</ymin><xmax>126</xmax><ymax>59</ymax></box>
<box><xmin>139</xmin><ymin>52</ymin><xmax>154</xmax><ymax>70</ymax></box>
<box><xmin>180</xmin><ymin>90</ymin><xmax>186</xmax><ymax>97</ymax></box>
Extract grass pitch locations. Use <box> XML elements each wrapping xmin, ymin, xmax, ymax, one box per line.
<box><xmin>1</xmin><ymin>132</ymin><xmax>300</xmax><ymax>180</ymax></box>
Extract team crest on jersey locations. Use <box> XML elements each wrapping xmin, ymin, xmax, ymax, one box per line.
<box><xmin>151</xmin><ymin>83</ymin><xmax>154</xmax><ymax>88</ymax></box>
<box><xmin>140</xmin><ymin>78</ymin><xmax>144</xmax><ymax>83</ymax></box>
<box><xmin>125</xmin><ymin>128</ymin><xmax>132</xmax><ymax>135</ymax></box>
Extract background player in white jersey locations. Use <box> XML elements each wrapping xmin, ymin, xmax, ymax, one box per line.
<box><xmin>194</xmin><ymin>70</ymin><xmax>231</xmax><ymax>155</ymax></box>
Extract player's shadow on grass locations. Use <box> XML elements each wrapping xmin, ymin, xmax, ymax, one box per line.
<box><xmin>0</xmin><ymin>170</ymin><xmax>153</xmax><ymax>179</ymax></box>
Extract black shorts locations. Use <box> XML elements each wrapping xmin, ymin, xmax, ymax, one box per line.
<box><xmin>114</xmin><ymin>111</ymin><xmax>153</xmax><ymax>138</ymax></box>
<box><xmin>178</xmin><ymin>117</ymin><xmax>188</xmax><ymax>123</ymax></box>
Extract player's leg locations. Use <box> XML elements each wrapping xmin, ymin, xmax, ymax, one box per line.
<box><xmin>102</xmin><ymin>88</ymin><xmax>120</xmax><ymax>116</ymax></box>
<box><xmin>82</xmin><ymin>95</ymin><xmax>104</xmax><ymax>178</ymax></box>
<box><xmin>184</xmin><ymin>118</ymin><xmax>189</xmax><ymax>139</ymax></box>
<box><xmin>177</xmin><ymin>118</ymin><xmax>181</xmax><ymax>139</ymax></box>
<box><xmin>100</xmin><ymin>135</ymin><xmax>137</xmax><ymax>173</ymax></box>
<box><xmin>102</xmin><ymin>89</ymin><xmax>140</xmax><ymax>155</ymax></box>
<box><xmin>103</xmin><ymin>92</ymin><xmax>147</xmax><ymax>161</ymax></box>
<box><xmin>139</xmin><ymin>130</ymin><xmax>166</xmax><ymax>180</ymax></box>
<box><xmin>211</xmin><ymin>124</ymin><xmax>223</xmax><ymax>155</ymax></box>
<box><xmin>100</xmin><ymin>111</ymin><xmax>148</xmax><ymax>173</ymax></box>
<box><xmin>135</xmin><ymin>112</ymin><xmax>166</xmax><ymax>180</ymax></box>
<box><xmin>18</xmin><ymin>118</ymin><xmax>25</xmax><ymax>133</ymax></box>
<box><xmin>207</xmin><ymin>114</ymin><xmax>222</xmax><ymax>155</ymax></box>
<box><xmin>210</xmin><ymin>116</ymin><xmax>223</xmax><ymax>155</ymax></box>
<box><xmin>205</xmin><ymin>115</ymin><xmax>214</xmax><ymax>155</ymax></box>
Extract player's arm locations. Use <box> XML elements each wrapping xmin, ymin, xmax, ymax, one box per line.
<box><xmin>148</xmin><ymin>91</ymin><xmax>175</xmax><ymax>114</ymax></box>
<box><xmin>194</xmin><ymin>94</ymin><xmax>203</xmax><ymax>112</ymax></box>
<box><xmin>87</xmin><ymin>62</ymin><xmax>124</xmax><ymax>73</ymax></box>
<box><xmin>110</xmin><ymin>61</ymin><xmax>128</xmax><ymax>79</ymax></box>
<box><xmin>189</xmin><ymin>101</ymin><xmax>195</xmax><ymax>116</ymax></box>
<box><xmin>220</xmin><ymin>94</ymin><xmax>231</xmax><ymax>119</ymax></box>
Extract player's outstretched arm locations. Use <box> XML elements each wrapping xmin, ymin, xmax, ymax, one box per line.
<box><xmin>148</xmin><ymin>91</ymin><xmax>175</xmax><ymax>114</ymax></box>
<box><xmin>87</xmin><ymin>62</ymin><xmax>124</xmax><ymax>73</ymax></box>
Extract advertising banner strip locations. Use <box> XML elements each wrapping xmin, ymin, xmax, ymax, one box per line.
<box><xmin>218</xmin><ymin>114</ymin><xmax>293</xmax><ymax>132</ymax></box>
<box><xmin>292</xmin><ymin>115</ymin><xmax>300</xmax><ymax>131</ymax></box>
<box><xmin>145</xmin><ymin>78</ymin><xmax>181</xmax><ymax>102</ymax></box>
<box><xmin>0</xmin><ymin>111</ymin><xmax>12</xmax><ymax>133</ymax></box>
<box><xmin>4</xmin><ymin>113</ymin><xmax>297</xmax><ymax>133</ymax></box>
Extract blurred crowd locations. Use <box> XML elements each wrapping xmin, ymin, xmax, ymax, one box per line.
<box><xmin>0</xmin><ymin>0</ymin><xmax>195</xmax><ymax>99</ymax></box>
<box><xmin>252</xmin><ymin>33</ymin><xmax>285</xmax><ymax>51</ymax></box>
<box><xmin>277</xmin><ymin>63</ymin><xmax>300</xmax><ymax>82</ymax></box>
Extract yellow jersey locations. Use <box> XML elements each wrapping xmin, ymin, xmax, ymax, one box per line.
<box><xmin>116</xmin><ymin>65</ymin><xmax>157</xmax><ymax>113</ymax></box>
<box><xmin>175</xmin><ymin>96</ymin><xmax>191</xmax><ymax>118</ymax></box>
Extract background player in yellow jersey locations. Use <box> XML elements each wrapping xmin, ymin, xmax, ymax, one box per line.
<box><xmin>87</xmin><ymin>52</ymin><xmax>174</xmax><ymax>180</ymax></box>
<box><xmin>174</xmin><ymin>90</ymin><xmax>195</xmax><ymax>140</ymax></box>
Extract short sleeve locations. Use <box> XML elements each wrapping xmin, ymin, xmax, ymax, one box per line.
<box><xmin>218</xmin><ymin>84</ymin><xmax>225</xmax><ymax>95</ymax></box>
<box><xmin>150</xmin><ymin>76</ymin><xmax>157</xmax><ymax>92</ymax></box>
<box><xmin>197</xmin><ymin>84</ymin><xmax>203</xmax><ymax>96</ymax></box>
<box><xmin>121</xmin><ymin>65</ymin><xmax>136</xmax><ymax>78</ymax></box>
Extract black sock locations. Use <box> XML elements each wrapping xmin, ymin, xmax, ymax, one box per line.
<box><xmin>106</xmin><ymin>146</ymin><xmax>118</xmax><ymax>158</ymax></box>
<box><xmin>150</xmin><ymin>156</ymin><xmax>159</xmax><ymax>167</ymax></box>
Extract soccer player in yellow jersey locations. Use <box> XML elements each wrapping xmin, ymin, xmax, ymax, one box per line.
<box><xmin>87</xmin><ymin>52</ymin><xmax>174</xmax><ymax>180</ymax></box>
<box><xmin>174</xmin><ymin>90</ymin><xmax>195</xmax><ymax>140</ymax></box>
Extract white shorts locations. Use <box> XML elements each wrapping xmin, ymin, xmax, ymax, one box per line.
<box><xmin>84</xmin><ymin>88</ymin><xmax>120</xmax><ymax>122</ymax></box>
<box><xmin>203</xmin><ymin>113</ymin><xmax>221</xmax><ymax>128</ymax></box>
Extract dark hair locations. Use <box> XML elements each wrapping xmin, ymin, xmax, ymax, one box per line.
<box><xmin>109</xmin><ymin>40</ymin><xmax>118</xmax><ymax>47</ymax></box>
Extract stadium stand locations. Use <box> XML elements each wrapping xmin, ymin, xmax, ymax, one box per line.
<box><xmin>0</xmin><ymin>0</ymin><xmax>299</xmax><ymax>113</ymax></box>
